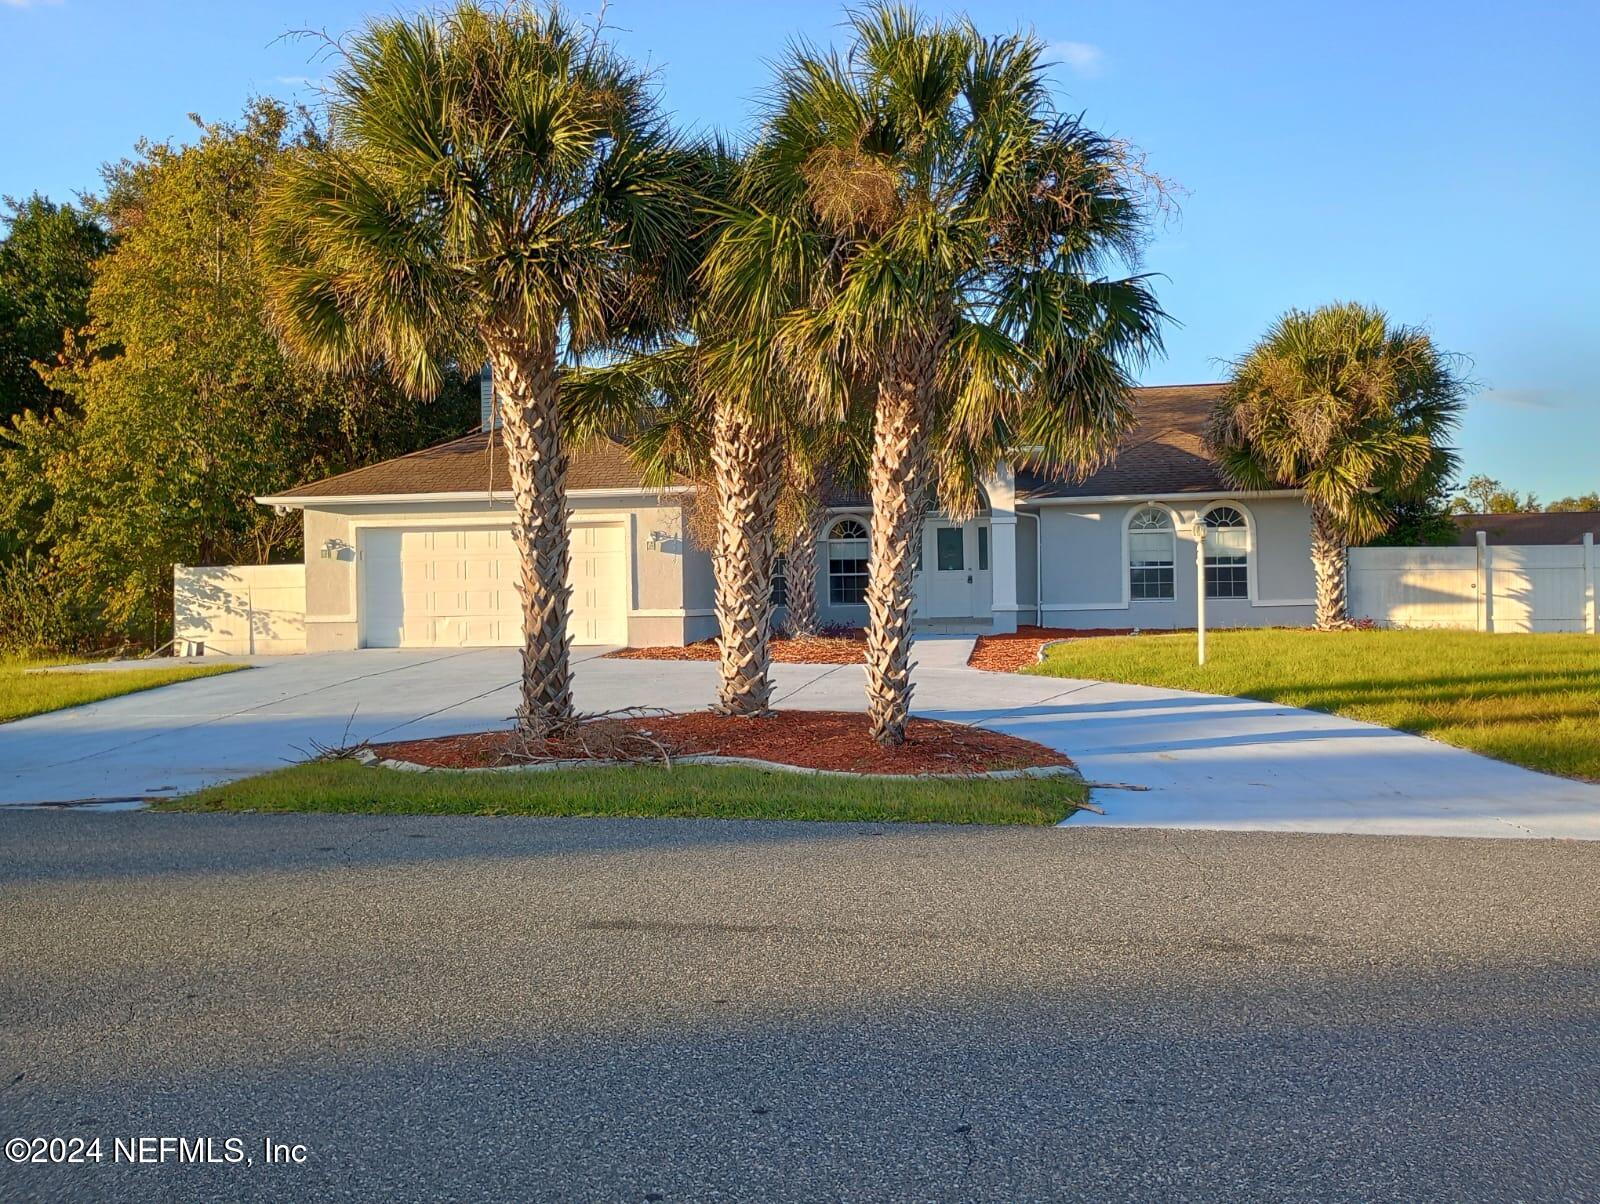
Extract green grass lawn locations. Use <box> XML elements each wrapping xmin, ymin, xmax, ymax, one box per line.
<box><xmin>0</xmin><ymin>656</ymin><xmax>244</xmax><ymax>724</ymax></box>
<box><xmin>164</xmin><ymin>759</ymin><xmax>1085</xmax><ymax>825</ymax></box>
<box><xmin>1030</xmin><ymin>628</ymin><xmax>1600</xmax><ymax>781</ymax></box>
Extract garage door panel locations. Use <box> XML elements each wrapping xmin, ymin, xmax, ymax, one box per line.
<box><xmin>361</xmin><ymin>524</ymin><xmax>625</xmax><ymax>648</ymax></box>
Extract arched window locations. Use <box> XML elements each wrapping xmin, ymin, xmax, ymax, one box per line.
<box><xmin>1128</xmin><ymin>508</ymin><xmax>1175</xmax><ymax>600</ymax></box>
<box><xmin>827</xmin><ymin>518</ymin><xmax>869</xmax><ymax>605</ymax></box>
<box><xmin>1203</xmin><ymin>506</ymin><xmax>1250</xmax><ymax>598</ymax></box>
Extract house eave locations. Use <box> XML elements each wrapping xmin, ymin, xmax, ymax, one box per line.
<box><xmin>1017</xmin><ymin>488</ymin><xmax>1304</xmax><ymax>507</ymax></box>
<box><xmin>256</xmin><ymin>485</ymin><xmax>698</xmax><ymax>510</ymax></box>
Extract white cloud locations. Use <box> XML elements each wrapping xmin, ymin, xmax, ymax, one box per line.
<box><xmin>3</xmin><ymin>0</ymin><xmax>63</xmax><ymax>8</ymax></box>
<box><xmin>1048</xmin><ymin>40</ymin><xmax>1105</xmax><ymax>79</ymax></box>
<box><xmin>275</xmin><ymin>75</ymin><xmax>322</xmax><ymax>89</ymax></box>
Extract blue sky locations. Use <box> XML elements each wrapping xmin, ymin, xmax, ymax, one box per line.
<box><xmin>3</xmin><ymin>0</ymin><xmax>1596</xmax><ymax>497</ymax></box>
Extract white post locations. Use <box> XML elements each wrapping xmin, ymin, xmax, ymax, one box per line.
<box><xmin>1584</xmin><ymin>532</ymin><xmax>1596</xmax><ymax>635</ymax></box>
<box><xmin>984</xmin><ymin>461</ymin><xmax>1019</xmax><ymax>635</ymax></box>
<box><xmin>1193</xmin><ymin>518</ymin><xmax>1207</xmax><ymax>665</ymax></box>
<box><xmin>1475</xmin><ymin>530</ymin><xmax>1489</xmax><ymax>633</ymax></box>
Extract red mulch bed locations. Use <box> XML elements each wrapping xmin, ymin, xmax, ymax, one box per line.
<box><xmin>968</xmin><ymin>626</ymin><xmax>1138</xmax><ymax>673</ymax></box>
<box><xmin>607</xmin><ymin>633</ymin><xmax>866</xmax><ymax>664</ymax></box>
<box><xmin>369</xmin><ymin>710</ymin><xmax>1071</xmax><ymax>776</ymax></box>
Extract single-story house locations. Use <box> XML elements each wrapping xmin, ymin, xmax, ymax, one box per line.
<box><xmin>244</xmin><ymin>378</ymin><xmax>1316</xmax><ymax>652</ymax></box>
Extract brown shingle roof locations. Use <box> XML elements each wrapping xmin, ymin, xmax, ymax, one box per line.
<box><xmin>1450</xmin><ymin>511</ymin><xmax>1600</xmax><ymax>546</ymax></box>
<box><xmin>1016</xmin><ymin>383</ymin><xmax>1234</xmax><ymax>500</ymax></box>
<box><xmin>271</xmin><ymin>383</ymin><xmax>1252</xmax><ymax>505</ymax></box>
<box><xmin>265</xmin><ymin>431</ymin><xmax>674</xmax><ymax>500</ymax></box>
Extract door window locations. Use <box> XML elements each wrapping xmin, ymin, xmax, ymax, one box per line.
<box><xmin>936</xmin><ymin>527</ymin><xmax>964</xmax><ymax>571</ymax></box>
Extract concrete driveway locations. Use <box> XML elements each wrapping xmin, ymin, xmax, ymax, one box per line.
<box><xmin>3</xmin><ymin>640</ymin><xmax>1599</xmax><ymax>839</ymax></box>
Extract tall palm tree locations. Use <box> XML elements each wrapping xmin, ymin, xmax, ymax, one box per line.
<box><xmin>567</xmin><ymin>140</ymin><xmax>796</xmax><ymax>714</ymax></box>
<box><xmin>570</xmin><ymin>335</ymin><xmax>791</xmax><ymax>714</ymax></box>
<box><xmin>1211</xmin><ymin>302</ymin><xmax>1467</xmax><ymax>629</ymax></box>
<box><xmin>704</xmin><ymin>6</ymin><xmax>1165</xmax><ymax>743</ymax></box>
<box><xmin>258</xmin><ymin>2</ymin><xmax>693</xmax><ymax>735</ymax></box>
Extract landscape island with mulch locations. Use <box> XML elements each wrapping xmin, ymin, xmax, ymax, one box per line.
<box><xmin>607</xmin><ymin>631</ymin><xmax>866</xmax><ymax>664</ymax></box>
<box><xmin>169</xmin><ymin>709</ymin><xmax>1085</xmax><ymax>826</ymax></box>
<box><xmin>609</xmin><ymin>624</ymin><xmax>1138</xmax><ymax>674</ymax></box>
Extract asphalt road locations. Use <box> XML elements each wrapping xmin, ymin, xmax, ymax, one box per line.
<box><xmin>2</xmin><ymin>811</ymin><xmax>1598</xmax><ymax>1203</ymax></box>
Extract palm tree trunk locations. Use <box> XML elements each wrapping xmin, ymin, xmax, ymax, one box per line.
<box><xmin>711</xmin><ymin>394</ymin><xmax>783</xmax><ymax>715</ymax></box>
<box><xmin>784</xmin><ymin>471</ymin><xmax>826</xmax><ymax>639</ymax></box>
<box><xmin>1311</xmin><ymin>504</ymin><xmax>1350</xmax><ymax>630</ymax></box>
<box><xmin>487</xmin><ymin>336</ymin><xmax>574</xmax><ymax>736</ymax></box>
<box><xmin>864</xmin><ymin>350</ymin><xmax>936</xmax><ymax>746</ymax></box>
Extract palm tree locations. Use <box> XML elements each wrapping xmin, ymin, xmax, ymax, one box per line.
<box><xmin>778</xmin><ymin>446</ymin><xmax>835</xmax><ymax>640</ymax></box>
<box><xmin>567</xmin><ymin>140</ymin><xmax>796</xmax><ymax>715</ymax></box>
<box><xmin>258</xmin><ymin>2</ymin><xmax>693</xmax><ymax>735</ymax></box>
<box><xmin>776</xmin><ymin>405</ymin><xmax>871</xmax><ymax>638</ymax></box>
<box><xmin>703</xmin><ymin>6</ymin><xmax>1165</xmax><ymax>743</ymax></box>
<box><xmin>1210</xmin><ymin>302</ymin><xmax>1467</xmax><ymax>629</ymax></box>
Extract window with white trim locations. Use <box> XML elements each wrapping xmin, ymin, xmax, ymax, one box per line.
<box><xmin>1128</xmin><ymin>507</ymin><xmax>1175</xmax><ymax>600</ymax></box>
<box><xmin>827</xmin><ymin>518</ymin><xmax>869</xmax><ymax>605</ymax></box>
<box><xmin>1203</xmin><ymin>506</ymin><xmax>1250</xmax><ymax>599</ymax></box>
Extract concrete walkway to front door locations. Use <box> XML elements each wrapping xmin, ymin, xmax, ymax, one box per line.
<box><xmin>3</xmin><ymin>640</ymin><xmax>1599</xmax><ymax>839</ymax></box>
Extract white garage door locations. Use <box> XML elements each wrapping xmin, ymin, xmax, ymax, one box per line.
<box><xmin>360</xmin><ymin>524</ymin><xmax>627</xmax><ymax>648</ymax></box>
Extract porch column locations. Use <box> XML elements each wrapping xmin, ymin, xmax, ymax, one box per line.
<box><xmin>985</xmin><ymin>461</ymin><xmax>1020</xmax><ymax>634</ymax></box>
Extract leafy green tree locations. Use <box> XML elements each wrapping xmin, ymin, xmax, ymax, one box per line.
<box><xmin>1449</xmin><ymin>473</ymin><xmax>1538</xmax><ymax>514</ymax></box>
<box><xmin>0</xmin><ymin>195</ymin><xmax>110</xmax><ymax>427</ymax></box>
<box><xmin>0</xmin><ymin>101</ymin><xmax>476</xmax><ymax>653</ymax></box>
<box><xmin>1362</xmin><ymin>486</ymin><xmax>1461</xmax><ymax>547</ymax></box>
<box><xmin>704</xmin><ymin>6</ymin><xmax>1165</xmax><ymax>743</ymax></box>
<box><xmin>259</xmin><ymin>1</ymin><xmax>694</xmax><ymax>734</ymax></box>
<box><xmin>1546</xmin><ymin>491</ymin><xmax>1600</xmax><ymax>513</ymax></box>
<box><xmin>1212</xmin><ymin>303</ymin><xmax>1467</xmax><ymax>628</ymax></box>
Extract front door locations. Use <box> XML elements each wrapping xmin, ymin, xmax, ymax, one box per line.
<box><xmin>924</xmin><ymin>523</ymin><xmax>974</xmax><ymax>618</ymax></box>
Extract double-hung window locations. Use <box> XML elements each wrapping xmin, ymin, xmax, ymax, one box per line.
<box><xmin>1128</xmin><ymin>508</ymin><xmax>1175</xmax><ymax>600</ymax></box>
<box><xmin>827</xmin><ymin>519</ymin><xmax>869</xmax><ymax>605</ymax></box>
<box><xmin>1203</xmin><ymin>506</ymin><xmax>1250</xmax><ymax>599</ymax></box>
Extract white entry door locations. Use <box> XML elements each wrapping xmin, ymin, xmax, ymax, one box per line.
<box><xmin>916</xmin><ymin>520</ymin><xmax>992</xmax><ymax>620</ymax></box>
<box><xmin>923</xmin><ymin>523</ymin><xmax>972</xmax><ymax>618</ymax></box>
<box><xmin>360</xmin><ymin>524</ymin><xmax>627</xmax><ymax>648</ymax></box>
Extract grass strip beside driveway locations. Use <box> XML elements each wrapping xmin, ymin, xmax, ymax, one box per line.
<box><xmin>1029</xmin><ymin>628</ymin><xmax>1600</xmax><ymax>780</ymax></box>
<box><xmin>164</xmin><ymin>760</ymin><xmax>1085</xmax><ymax>825</ymax></box>
<box><xmin>0</xmin><ymin>657</ymin><xmax>245</xmax><ymax>724</ymax></box>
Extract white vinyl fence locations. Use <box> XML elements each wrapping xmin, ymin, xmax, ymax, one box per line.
<box><xmin>1349</xmin><ymin>533</ymin><xmax>1597</xmax><ymax>634</ymax></box>
<box><xmin>173</xmin><ymin>564</ymin><xmax>307</xmax><ymax>655</ymax></box>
